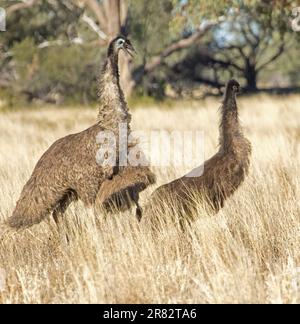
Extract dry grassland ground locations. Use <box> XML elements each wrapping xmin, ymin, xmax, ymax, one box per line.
<box><xmin>0</xmin><ymin>94</ymin><xmax>299</xmax><ymax>303</ymax></box>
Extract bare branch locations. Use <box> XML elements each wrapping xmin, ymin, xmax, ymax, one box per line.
<box><xmin>86</xmin><ymin>0</ymin><xmax>107</xmax><ymax>29</ymax></box>
<box><xmin>192</xmin><ymin>76</ymin><xmax>225</xmax><ymax>89</ymax></box>
<box><xmin>38</xmin><ymin>37</ymin><xmax>86</xmax><ymax>48</ymax></box>
<box><xmin>247</xmin><ymin>24</ymin><xmax>260</xmax><ymax>44</ymax></box>
<box><xmin>257</xmin><ymin>43</ymin><xmax>285</xmax><ymax>71</ymax></box>
<box><xmin>81</xmin><ymin>13</ymin><xmax>108</xmax><ymax>40</ymax></box>
<box><xmin>102</xmin><ymin>0</ymin><xmax>111</xmax><ymax>27</ymax></box>
<box><xmin>6</xmin><ymin>0</ymin><xmax>39</xmax><ymax>16</ymax></box>
<box><xmin>38</xmin><ymin>40</ymin><xmax>64</xmax><ymax>49</ymax></box>
<box><xmin>235</xmin><ymin>45</ymin><xmax>247</xmax><ymax>60</ymax></box>
<box><xmin>120</xmin><ymin>0</ymin><xmax>128</xmax><ymax>27</ymax></box>
<box><xmin>218</xmin><ymin>49</ymin><xmax>241</xmax><ymax>67</ymax></box>
<box><xmin>256</xmin><ymin>32</ymin><xmax>271</xmax><ymax>60</ymax></box>
<box><xmin>73</xmin><ymin>0</ymin><xmax>107</xmax><ymax>32</ymax></box>
<box><xmin>144</xmin><ymin>17</ymin><xmax>225</xmax><ymax>73</ymax></box>
<box><xmin>106</xmin><ymin>0</ymin><xmax>122</xmax><ymax>37</ymax></box>
<box><xmin>241</xmin><ymin>25</ymin><xmax>259</xmax><ymax>48</ymax></box>
<box><xmin>206</xmin><ymin>56</ymin><xmax>244</xmax><ymax>72</ymax></box>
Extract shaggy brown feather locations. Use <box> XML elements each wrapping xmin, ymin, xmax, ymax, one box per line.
<box><xmin>97</xmin><ymin>165</ymin><xmax>156</xmax><ymax>218</ymax></box>
<box><xmin>96</xmin><ymin>37</ymin><xmax>156</xmax><ymax>218</ymax></box>
<box><xmin>8</xmin><ymin>123</ymin><xmax>115</xmax><ymax>229</ymax></box>
<box><xmin>145</xmin><ymin>79</ymin><xmax>251</xmax><ymax>220</ymax></box>
<box><xmin>7</xmin><ymin>37</ymin><xmax>137</xmax><ymax>229</ymax></box>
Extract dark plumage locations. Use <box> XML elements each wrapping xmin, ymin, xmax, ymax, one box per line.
<box><xmin>96</xmin><ymin>36</ymin><xmax>156</xmax><ymax>220</ymax></box>
<box><xmin>8</xmin><ymin>124</ymin><xmax>111</xmax><ymax>229</ymax></box>
<box><xmin>7</xmin><ymin>36</ymin><xmax>152</xmax><ymax>229</ymax></box>
<box><xmin>146</xmin><ymin>79</ymin><xmax>251</xmax><ymax>219</ymax></box>
<box><xmin>97</xmin><ymin>164</ymin><xmax>156</xmax><ymax>220</ymax></box>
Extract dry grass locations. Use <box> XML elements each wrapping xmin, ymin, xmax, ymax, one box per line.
<box><xmin>0</xmin><ymin>94</ymin><xmax>299</xmax><ymax>304</ymax></box>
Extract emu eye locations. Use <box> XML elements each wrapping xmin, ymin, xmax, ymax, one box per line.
<box><xmin>118</xmin><ymin>39</ymin><xmax>125</xmax><ymax>46</ymax></box>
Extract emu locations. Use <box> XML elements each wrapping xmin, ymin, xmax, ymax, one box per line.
<box><xmin>7</xmin><ymin>36</ymin><xmax>152</xmax><ymax>230</ymax></box>
<box><xmin>97</xmin><ymin>163</ymin><xmax>156</xmax><ymax>220</ymax></box>
<box><xmin>146</xmin><ymin>79</ymin><xmax>251</xmax><ymax>219</ymax></box>
<box><xmin>95</xmin><ymin>36</ymin><xmax>156</xmax><ymax>220</ymax></box>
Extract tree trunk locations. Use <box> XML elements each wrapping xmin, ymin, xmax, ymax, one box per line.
<box><xmin>105</xmin><ymin>0</ymin><xmax>134</xmax><ymax>98</ymax></box>
<box><xmin>119</xmin><ymin>55</ymin><xmax>135</xmax><ymax>98</ymax></box>
<box><xmin>245</xmin><ymin>60</ymin><xmax>258</xmax><ymax>92</ymax></box>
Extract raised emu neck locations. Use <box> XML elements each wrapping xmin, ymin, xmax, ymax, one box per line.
<box><xmin>97</xmin><ymin>43</ymin><xmax>131</xmax><ymax>131</ymax></box>
<box><xmin>219</xmin><ymin>87</ymin><xmax>242</xmax><ymax>152</ymax></box>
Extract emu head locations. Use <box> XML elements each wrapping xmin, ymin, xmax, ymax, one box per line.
<box><xmin>227</xmin><ymin>79</ymin><xmax>240</xmax><ymax>94</ymax></box>
<box><xmin>109</xmin><ymin>35</ymin><xmax>136</xmax><ymax>57</ymax></box>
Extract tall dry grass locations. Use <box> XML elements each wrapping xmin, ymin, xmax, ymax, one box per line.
<box><xmin>0</xmin><ymin>94</ymin><xmax>299</xmax><ymax>303</ymax></box>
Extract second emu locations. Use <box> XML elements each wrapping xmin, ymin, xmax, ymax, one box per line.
<box><xmin>146</xmin><ymin>79</ymin><xmax>251</xmax><ymax>219</ymax></box>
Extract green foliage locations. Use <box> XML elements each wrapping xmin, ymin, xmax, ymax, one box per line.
<box><xmin>9</xmin><ymin>38</ymin><xmax>101</xmax><ymax>104</ymax></box>
<box><xmin>167</xmin><ymin>0</ymin><xmax>300</xmax><ymax>92</ymax></box>
<box><xmin>12</xmin><ymin>38</ymin><xmax>37</xmax><ymax>81</ymax></box>
<box><xmin>0</xmin><ymin>0</ymin><xmax>102</xmax><ymax>104</ymax></box>
<box><xmin>128</xmin><ymin>0</ymin><xmax>174</xmax><ymax>62</ymax></box>
<box><xmin>0</xmin><ymin>0</ymin><xmax>300</xmax><ymax>105</ymax></box>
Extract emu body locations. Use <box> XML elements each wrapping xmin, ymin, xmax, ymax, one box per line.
<box><xmin>9</xmin><ymin>125</ymin><xmax>111</xmax><ymax>229</ymax></box>
<box><xmin>96</xmin><ymin>37</ymin><xmax>156</xmax><ymax>218</ymax></box>
<box><xmin>147</xmin><ymin>79</ymin><xmax>251</xmax><ymax>217</ymax></box>
<box><xmin>8</xmin><ymin>36</ymin><xmax>135</xmax><ymax>229</ymax></box>
<box><xmin>97</xmin><ymin>165</ymin><xmax>156</xmax><ymax>220</ymax></box>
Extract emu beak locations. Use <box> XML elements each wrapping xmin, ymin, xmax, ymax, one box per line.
<box><xmin>124</xmin><ymin>40</ymin><xmax>136</xmax><ymax>57</ymax></box>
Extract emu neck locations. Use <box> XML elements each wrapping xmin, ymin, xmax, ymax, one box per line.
<box><xmin>219</xmin><ymin>93</ymin><xmax>241</xmax><ymax>152</ymax></box>
<box><xmin>98</xmin><ymin>51</ymin><xmax>130</xmax><ymax>131</ymax></box>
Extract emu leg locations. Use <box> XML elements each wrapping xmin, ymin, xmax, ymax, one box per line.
<box><xmin>52</xmin><ymin>191</ymin><xmax>77</xmax><ymax>243</ymax></box>
<box><xmin>131</xmin><ymin>190</ymin><xmax>142</xmax><ymax>222</ymax></box>
<box><xmin>52</xmin><ymin>190</ymin><xmax>77</xmax><ymax>225</ymax></box>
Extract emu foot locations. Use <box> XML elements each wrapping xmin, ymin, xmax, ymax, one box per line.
<box><xmin>136</xmin><ymin>206</ymin><xmax>143</xmax><ymax>222</ymax></box>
